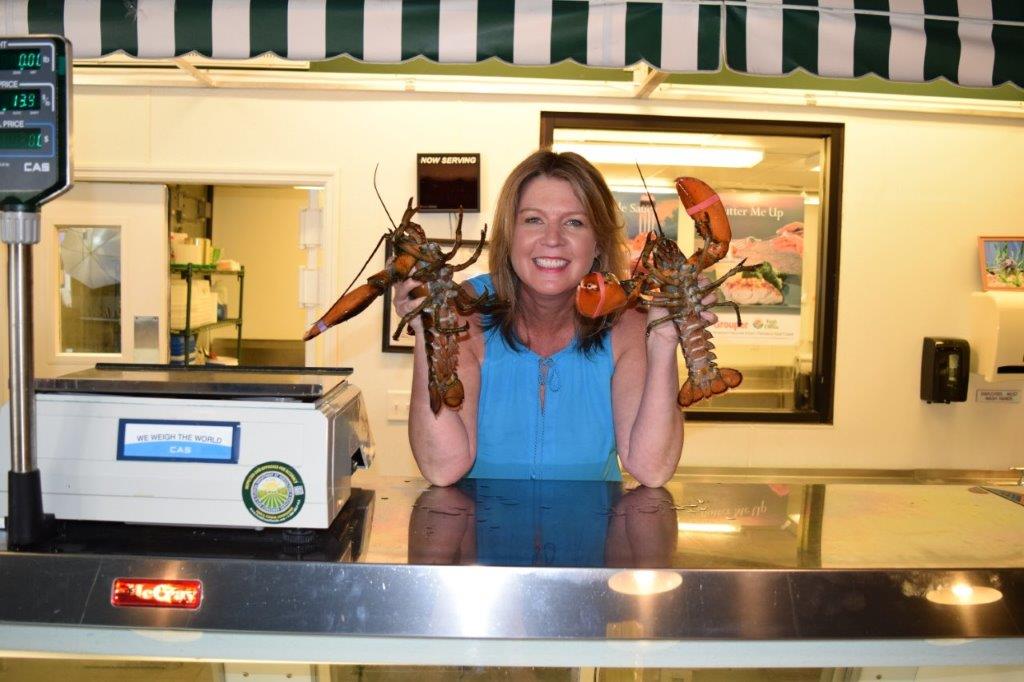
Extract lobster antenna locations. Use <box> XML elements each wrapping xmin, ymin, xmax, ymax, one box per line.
<box><xmin>373</xmin><ymin>163</ymin><xmax>398</xmax><ymax>231</ymax></box>
<box><xmin>335</xmin><ymin>164</ymin><xmax>395</xmax><ymax>300</ymax></box>
<box><xmin>335</xmin><ymin>232</ymin><xmax>387</xmax><ymax>301</ymax></box>
<box><xmin>635</xmin><ymin>163</ymin><xmax>665</xmax><ymax>239</ymax></box>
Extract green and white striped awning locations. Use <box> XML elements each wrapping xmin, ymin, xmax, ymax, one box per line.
<box><xmin>2</xmin><ymin>1</ymin><xmax>1021</xmax><ymax>88</ymax></box>
<box><xmin>725</xmin><ymin>1</ymin><xmax>1022</xmax><ymax>89</ymax></box>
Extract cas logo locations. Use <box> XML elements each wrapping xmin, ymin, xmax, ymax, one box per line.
<box><xmin>23</xmin><ymin>162</ymin><xmax>49</xmax><ymax>172</ymax></box>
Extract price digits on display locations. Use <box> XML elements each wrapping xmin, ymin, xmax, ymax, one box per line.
<box><xmin>1</xmin><ymin>89</ymin><xmax>40</xmax><ymax>111</ymax></box>
<box><xmin>0</xmin><ymin>128</ymin><xmax>43</xmax><ymax>150</ymax></box>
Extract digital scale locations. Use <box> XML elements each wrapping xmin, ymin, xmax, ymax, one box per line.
<box><xmin>0</xmin><ymin>36</ymin><xmax>373</xmax><ymax>543</ymax></box>
<box><xmin>3</xmin><ymin>365</ymin><xmax>373</xmax><ymax>530</ymax></box>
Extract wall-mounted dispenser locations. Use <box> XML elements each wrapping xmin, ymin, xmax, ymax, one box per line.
<box><xmin>921</xmin><ymin>338</ymin><xmax>970</xmax><ymax>403</ymax></box>
<box><xmin>969</xmin><ymin>292</ymin><xmax>1024</xmax><ymax>382</ymax></box>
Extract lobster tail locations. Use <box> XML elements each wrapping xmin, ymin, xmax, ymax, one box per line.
<box><xmin>678</xmin><ymin>368</ymin><xmax>743</xmax><ymax>408</ymax></box>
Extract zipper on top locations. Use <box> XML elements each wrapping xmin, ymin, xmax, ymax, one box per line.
<box><xmin>533</xmin><ymin>357</ymin><xmax>555</xmax><ymax>479</ymax></box>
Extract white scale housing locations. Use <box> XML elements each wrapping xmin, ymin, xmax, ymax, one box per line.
<box><xmin>1</xmin><ymin>368</ymin><xmax>373</xmax><ymax>529</ymax></box>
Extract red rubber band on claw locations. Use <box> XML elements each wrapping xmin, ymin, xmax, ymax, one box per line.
<box><xmin>595</xmin><ymin>275</ymin><xmax>608</xmax><ymax>314</ymax></box>
<box><xmin>684</xmin><ymin>193</ymin><xmax>720</xmax><ymax>217</ymax></box>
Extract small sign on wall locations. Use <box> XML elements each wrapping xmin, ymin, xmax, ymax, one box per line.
<box><xmin>417</xmin><ymin>153</ymin><xmax>480</xmax><ymax>212</ymax></box>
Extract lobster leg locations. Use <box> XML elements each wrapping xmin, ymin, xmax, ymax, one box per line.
<box><xmin>451</xmin><ymin>222</ymin><xmax>489</xmax><ymax>272</ymax></box>
<box><xmin>645</xmin><ymin>310</ymin><xmax>688</xmax><ymax>337</ymax></box>
<box><xmin>713</xmin><ymin>300</ymin><xmax>744</xmax><ymax>326</ymax></box>
<box><xmin>698</xmin><ymin>258</ymin><xmax>756</xmax><ymax>293</ymax></box>
<box><xmin>442</xmin><ymin>210</ymin><xmax>464</xmax><ymax>260</ymax></box>
<box><xmin>393</xmin><ymin>296</ymin><xmax>431</xmax><ymax>341</ymax></box>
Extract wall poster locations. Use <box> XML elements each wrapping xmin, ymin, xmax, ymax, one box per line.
<box><xmin>710</xmin><ymin>191</ymin><xmax>805</xmax><ymax>346</ymax></box>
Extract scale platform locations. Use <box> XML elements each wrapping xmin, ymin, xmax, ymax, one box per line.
<box><xmin>2</xmin><ymin>364</ymin><xmax>374</xmax><ymax>531</ymax></box>
<box><xmin>36</xmin><ymin>363</ymin><xmax>354</xmax><ymax>400</ymax></box>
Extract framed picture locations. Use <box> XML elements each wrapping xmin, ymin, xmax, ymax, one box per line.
<box><xmin>978</xmin><ymin>237</ymin><xmax>1024</xmax><ymax>291</ymax></box>
<box><xmin>381</xmin><ymin>237</ymin><xmax>491</xmax><ymax>353</ymax></box>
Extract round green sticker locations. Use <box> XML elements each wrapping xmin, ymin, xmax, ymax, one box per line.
<box><xmin>242</xmin><ymin>461</ymin><xmax>305</xmax><ymax>524</ymax></box>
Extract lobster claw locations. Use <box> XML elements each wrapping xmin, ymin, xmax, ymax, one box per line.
<box><xmin>676</xmin><ymin>177</ymin><xmax>732</xmax><ymax>270</ymax></box>
<box><xmin>576</xmin><ymin>272</ymin><xmax>629</xmax><ymax>319</ymax></box>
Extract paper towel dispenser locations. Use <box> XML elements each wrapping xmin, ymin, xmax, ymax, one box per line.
<box><xmin>969</xmin><ymin>291</ymin><xmax>1024</xmax><ymax>382</ymax></box>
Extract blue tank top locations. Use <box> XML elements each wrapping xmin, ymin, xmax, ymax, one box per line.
<box><xmin>465</xmin><ymin>274</ymin><xmax>621</xmax><ymax>481</ymax></box>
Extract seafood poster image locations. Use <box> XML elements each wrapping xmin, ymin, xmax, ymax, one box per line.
<box><xmin>979</xmin><ymin>238</ymin><xmax>1024</xmax><ymax>290</ymax></box>
<box><xmin>716</xmin><ymin>191</ymin><xmax>804</xmax><ymax>309</ymax></box>
<box><xmin>711</xmin><ymin>192</ymin><xmax>805</xmax><ymax>345</ymax></box>
<box><xmin>611</xmin><ymin>190</ymin><xmax>683</xmax><ymax>267</ymax></box>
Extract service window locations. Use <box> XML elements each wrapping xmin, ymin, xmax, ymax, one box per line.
<box><xmin>541</xmin><ymin>112</ymin><xmax>842</xmax><ymax>423</ymax></box>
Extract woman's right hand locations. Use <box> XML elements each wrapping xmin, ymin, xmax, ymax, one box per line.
<box><xmin>392</xmin><ymin>278</ymin><xmax>426</xmax><ymax>337</ymax></box>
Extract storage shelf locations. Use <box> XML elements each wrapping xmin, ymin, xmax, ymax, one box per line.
<box><xmin>170</xmin><ymin>318</ymin><xmax>241</xmax><ymax>335</ymax></box>
<box><xmin>170</xmin><ymin>264</ymin><xmax>245</xmax><ymax>366</ymax></box>
<box><xmin>170</xmin><ymin>264</ymin><xmax>242</xmax><ymax>276</ymax></box>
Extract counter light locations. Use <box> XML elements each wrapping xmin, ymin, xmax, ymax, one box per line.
<box><xmin>111</xmin><ymin>578</ymin><xmax>203</xmax><ymax>610</ymax></box>
<box><xmin>677</xmin><ymin>522</ymin><xmax>741</xmax><ymax>534</ymax></box>
<box><xmin>553</xmin><ymin>142</ymin><xmax>764</xmax><ymax>168</ymax></box>
<box><xmin>925</xmin><ymin>582</ymin><xmax>1002</xmax><ymax>606</ymax></box>
<box><xmin>608</xmin><ymin>569</ymin><xmax>682</xmax><ymax>596</ymax></box>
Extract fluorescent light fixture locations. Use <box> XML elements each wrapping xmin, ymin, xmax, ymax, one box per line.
<box><xmin>608</xmin><ymin>570</ymin><xmax>683</xmax><ymax>596</ymax></box>
<box><xmin>926</xmin><ymin>582</ymin><xmax>1003</xmax><ymax>606</ymax></box>
<box><xmin>677</xmin><ymin>522</ymin><xmax>741</xmax><ymax>534</ymax></box>
<box><xmin>803</xmin><ymin>193</ymin><xmax>820</xmax><ymax>206</ymax></box>
<box><xmin>555</xmin><ymin>129</ymin><xmax>717</xmax><ymax>146</ymax></box>
<box><xmin>553</xmin><ymin>142</ymin><xmax>764</xmax><ymax>168</ymax></box>
<box><xmin>294</xmin><ymin>185</ymin><xmax>324</xmax><ymax>191</ymax></box>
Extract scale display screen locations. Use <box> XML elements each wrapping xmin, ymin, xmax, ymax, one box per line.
<box><xmin>0</xmin><ymin>36</ymin><xmax>69</xmax><ymax>207</ymax></box>
<box><xmin>1</xmin><ymin>89</ymin><xmax>40</xmax><ymax>111</ymax></box>
<box><xmin>0</xmin><ymin>128</ymin><xmax>43</xmax><ymax>150</ymax></box>
<box><xmin>0</xmin><ymin>48</ymin><xmax>42</xmax><ymax>70</ymax></box>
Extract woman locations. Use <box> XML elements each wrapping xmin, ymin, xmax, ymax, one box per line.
<box><xmin>394</xmin><ymin>150</ymin><xmax>686</xmax><ymax>487</ymax></box>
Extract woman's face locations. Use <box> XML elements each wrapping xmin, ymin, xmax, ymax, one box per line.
<box><xmin>511</xmin><ymin>175</ymin><xmax>598</xmax><ymax>299</ymax></box>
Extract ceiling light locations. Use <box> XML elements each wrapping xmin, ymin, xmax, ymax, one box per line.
<box><xmin>554</xmin><ymin>129</ymin><xmax>717</xmax><ymax>146</ymax></box>
<box><xmin>553</xmin><ymin>142</ymin><xmax>764</xmax><ymax>168</ymax></box>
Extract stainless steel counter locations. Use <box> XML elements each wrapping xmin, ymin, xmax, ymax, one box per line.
<box><xmin>1</xmin><ymin>473</ymin><xmax>1023</xmax><ymax>667</ymax></box>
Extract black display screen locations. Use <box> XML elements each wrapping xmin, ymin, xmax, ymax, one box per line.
<box><xmin>0</xmin><ymin>128</ymin><xmax>43</xmax><ymax>150</ymax></box>
<box><xmin>0</xmin><ymin>89</ymin><xmax>40</xmax><ymax>111</ymax></box>
<box><xmin>0</xmin><ymin>49</ymin><xmax>42</xmax><ymax>70</ymax></box>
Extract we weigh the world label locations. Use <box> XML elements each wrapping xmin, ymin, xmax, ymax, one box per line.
<box><xmin>119</xmin><ymin>420</ymin><xmax>239</xmax><ymax>463</ymax></box>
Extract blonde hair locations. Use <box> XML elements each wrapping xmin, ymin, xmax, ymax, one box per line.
<box><xmin>486</xmin><ymin>150</ymin><xmax>629</xmax><ymax>352</ymax></box>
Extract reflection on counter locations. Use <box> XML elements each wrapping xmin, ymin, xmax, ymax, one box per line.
<box><xmin>407</xmin><ymin>479</ymin><xmax>821</xmax><ymax>569</ymax></box>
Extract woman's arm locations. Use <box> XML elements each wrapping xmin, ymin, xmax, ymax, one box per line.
<box><xmin>395</xmin><ymin>278</ymin><xmax>481</xmax><ymax>486</ymax></box>
<box><xmin>611</xmin><ymin>309</ymin><xmax>685</xmax><ymax>487</ymax></box>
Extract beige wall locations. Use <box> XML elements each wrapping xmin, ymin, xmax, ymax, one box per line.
<box><xmin>68</xmin><ymin>85</ymin><xmax>1023</xmax><ymax>476</ymax></box>
<box><xmin>210</xmin><ymin>186</ymin><xmax>307</xmax><ymax>340</ymax></box>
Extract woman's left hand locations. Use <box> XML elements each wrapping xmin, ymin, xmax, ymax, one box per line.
<box><xmin>644</xmin><ymin>276</ymin><xmax>719</xmax><ymax>351</ymax></box>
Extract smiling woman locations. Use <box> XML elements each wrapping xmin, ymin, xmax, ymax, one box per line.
<box><xmin>392</xmin><ymin>150</ymin><xmax>688</xmax><ymax>487</ymax></box>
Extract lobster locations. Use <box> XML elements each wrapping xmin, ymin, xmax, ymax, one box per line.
<box><xmin>302</xmin><ymin>199</ymin><xmax>502</xmax><ymax>414</ymax></box>
<box><xmin>576</xmin><ymin>177</ymin><xmax>753</xmax><ymax>408</ymax></box>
